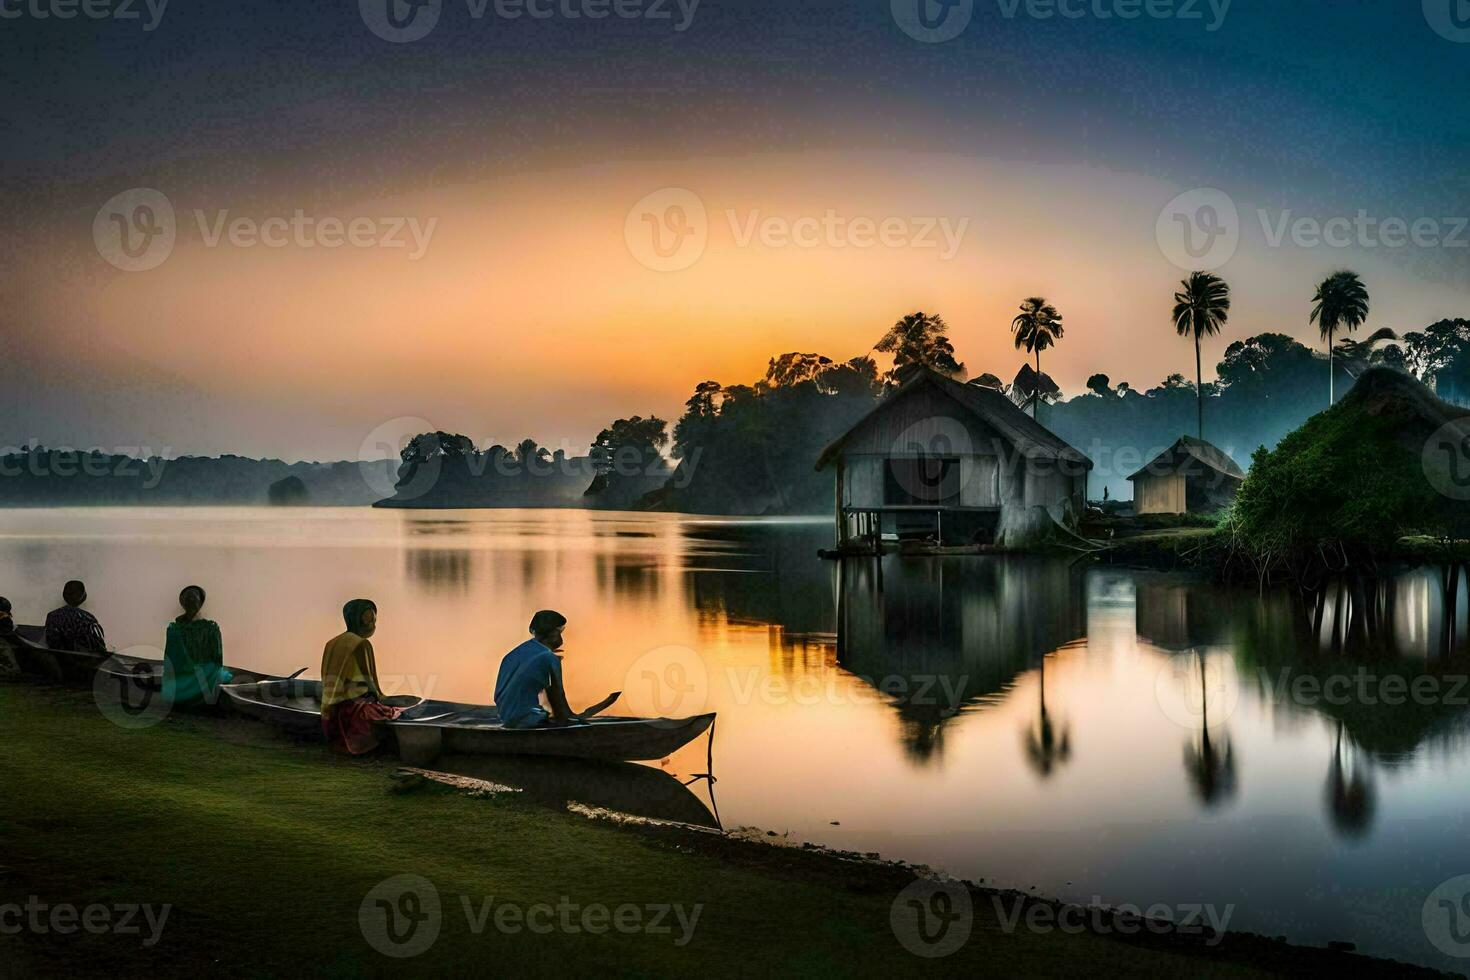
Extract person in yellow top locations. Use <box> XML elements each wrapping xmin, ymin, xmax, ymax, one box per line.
<box><xmin>320</xmin><ymin>599</ymin><xmax>403</xmax><ymax>754</ymax></box>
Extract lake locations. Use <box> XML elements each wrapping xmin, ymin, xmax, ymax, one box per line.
<box><xmin>2</xmin><ymin>507</ymin><xmax>1468</xmax><ymax>971</ymax></box>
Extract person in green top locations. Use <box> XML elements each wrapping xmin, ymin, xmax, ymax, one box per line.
<box><xmin>162</xmin><ymin>586</ymin><xmax>233</xmax><ymax>706</ymax></box>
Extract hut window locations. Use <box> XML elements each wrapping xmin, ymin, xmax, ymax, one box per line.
<box><xmin>884</xmin><ymin>456</ymin><xmax>960</xmax><ymax>506</ymax></box>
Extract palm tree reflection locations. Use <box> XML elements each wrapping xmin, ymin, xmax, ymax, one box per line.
<box><xmin>1181</xmin><ymin>651</ymin><xmax>1237</xmax><ymax>807</ymax></box>
<box><xmin>1325</xmin><ymin>721</ymin><xmax>1376</xmax><ymax>839</ymax></box>
<box><xmin>1022</xmin><ymin>653</ymin><xmax>1071</xmax><ymax>778</ymax></box>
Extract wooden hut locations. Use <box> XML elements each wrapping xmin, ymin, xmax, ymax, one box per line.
<box><xmin>1127</xmin><ymin>436</ymin><xmax>1244</xmax><ymax>515</ymax></box>
<box><xmin>815</xmin><ymin>367</ymin><xmax>1093</xmax><ymax>550</ymax></box>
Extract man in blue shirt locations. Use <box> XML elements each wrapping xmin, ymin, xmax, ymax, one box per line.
<box><xmin>493</xmin><ymin>610</ymin><xmax>619</xmax><ymax>729</ymax></box>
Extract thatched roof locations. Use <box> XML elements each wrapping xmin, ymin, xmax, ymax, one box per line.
<box><xmin>815</xmin><ymin>367</ymin><xmax>1093</xmax><ymax>470</ymax></box>
<box><xmin>1128</xmin><ymin>436</ymin><xmax>1246</xmax><ymax>483</ymax></box>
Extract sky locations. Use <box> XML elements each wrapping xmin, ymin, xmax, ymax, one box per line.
<box><xmin>2</xmin><ymin>0</ymin><xmax>1467</xmax><ymax>460</ymax></box>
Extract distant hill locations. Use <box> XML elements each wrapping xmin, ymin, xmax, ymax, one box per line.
<box><xmin>0</xmin><ymin>450</ymin><xmax>395</xmax><ymax>506</ymax></box>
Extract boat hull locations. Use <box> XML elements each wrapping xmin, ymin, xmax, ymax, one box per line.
<box><xmin>221</xmin><ymin>680</ymin><xmax>716</xmax><ymax>763</ymax></box>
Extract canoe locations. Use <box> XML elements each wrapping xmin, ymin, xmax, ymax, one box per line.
<box><xmin>221</xmin><ymin>679</ymin><xmax>717</xmax><ymax>763</ymax></box>
<box><xmin>0</xmin><ymin>625</ymin><xmax>108</xmax><ymax>683</ymax></box>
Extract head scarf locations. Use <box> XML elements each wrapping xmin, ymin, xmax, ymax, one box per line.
<box><xmin>342</xmin><ymin>599</ymin><xmax>377</xmax><ymax>636</ymax></box>
<box><xmin>179</xmin><ymin>585</ymin><xmax>206</xmax><ymax>606</ymax></box>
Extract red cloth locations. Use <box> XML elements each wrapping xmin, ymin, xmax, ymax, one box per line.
<box><xmin>322</xmin><ymin>696</ymin><xmax>403</xmax><ymax>755</ymax></box>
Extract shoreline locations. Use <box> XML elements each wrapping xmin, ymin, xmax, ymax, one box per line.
<box><xmin>0</xmin><ymin>680</ymin><xmax>1452</xmax><ymax>977</ymax></box>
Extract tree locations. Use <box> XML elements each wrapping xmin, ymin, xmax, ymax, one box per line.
<box><xmin>874</xmin><ymin>311</ymin><xmax>965</xmax><ymax>383</ymax></box>
<box><xmin>514</xmin><ymin>438</ymin><xmax>548</xmax><ymax>468</ymax></box>
<box><xmin>1172</xmin><ymin>271</ymin><xmax>1231</xmax><ymax>440</ymax></box>
<box><xmin>758</xmin><ymin>353</ymin><xmax>833</xmax><ymax>392</ymax></box>
<box><xmin>1085</xmin><ymin>374</ymin><xmax>1112</xmax><ymax>397</ymax></box>
<box><xmin>1010</xmin><ymin>297</ymin><xmax>1064</xmax><ymax>418</ymax></box>
<box><xmin>1310</xmin><ymin>271</ymin><xmax>1370</xmax><ymax>405</ymax></box>
<box><xmin>815</xmin><ymin>356</ymin><xmax>881</xmax><ymax>399</ymax></box>
<box><xmin>589</xmin><ymin>416</ymin><xmax>669</xmax><ymax>476</ymax></box>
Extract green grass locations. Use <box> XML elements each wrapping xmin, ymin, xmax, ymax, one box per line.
<box><xmin>0</xmin><ymin>682</ymin><xmax>1436</xmax><ymax>978</ymax></box>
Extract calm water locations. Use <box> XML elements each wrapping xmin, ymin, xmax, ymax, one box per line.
<box><xmin>3</xmin><ymin>508</ymin><xmax>1470</xmax><ymax>971</ymax></box>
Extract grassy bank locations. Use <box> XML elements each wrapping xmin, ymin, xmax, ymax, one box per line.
<box><xmin>0</xmin><ymin>682</ymin><xmax>1443</xmax><ymax>978</ymax></box>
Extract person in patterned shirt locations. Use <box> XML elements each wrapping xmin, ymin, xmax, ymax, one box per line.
<box><xmin>44</xmin><ymin>580</ymin><xmax>108</xmax><ymax>653</ymax></box>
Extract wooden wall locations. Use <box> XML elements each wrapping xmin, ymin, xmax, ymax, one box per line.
<box><xmin>1134</xmin><ymin>473</ymin><xmax>1186</xmax><ymax>514</ymax></box>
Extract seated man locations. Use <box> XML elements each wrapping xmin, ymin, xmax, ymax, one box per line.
<box><xmin>0</xmin><ymin>597</ymin><xmax>17</xmax><ymax>673</ymax></box>
<box><xmin>493</xmin><ymin>610</ymin><xmax>618</xmax><ymax>729</ymax></box>
<box><xmin>45</xmin><ymin>581</ymin><xmax>108</xmax><ymax>653</ymax></box>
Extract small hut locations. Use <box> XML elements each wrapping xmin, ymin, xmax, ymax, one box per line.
<box><xmin>815</xmin><ymin>367</ymin><xmax>1093</xmax><ymax>550</ymax></box>
<box><xmin>1127</xmin><ymin>436</ymin><xmax>1244</xmax><ymax>515</ymax></box>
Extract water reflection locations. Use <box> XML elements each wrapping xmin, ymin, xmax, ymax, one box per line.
<box><xmin>1326</xmin><ymin>721</ymin><xmax>1375</xmax><ymax>839</ymax></box>
<box><xmin>5</xmin><ymin>510</ymin><xmax>1470</xmax><ymax>971</ymax></box>
<box><xmin>835</xmin><ymin>556</ymin><xmax>1086</xmax><ymax>763</ymax></box>
<box><xmin>1181</xmin><ymin>653</ymin><xmax>1238</xmax><ymax>808</ymax></box>
<box><xmin>405</xmin><ymin>549</ymin><xmax>473</xmax><ymax>593</ymax></box>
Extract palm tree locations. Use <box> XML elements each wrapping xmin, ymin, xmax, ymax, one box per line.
<box><xmin>1310</xmin><ymin>271</ymin><xmax>1370</xmax><ymax>405</ymax></box>
<box><xmin>1171</xmin><ymin>272</ymin><xmax>1231</xmax><ymax>440</ymax></box>
<box><xmin>1010</xmin><ymin>297</ymin><xmax>1064</xmax><ymax>419</ymax></box>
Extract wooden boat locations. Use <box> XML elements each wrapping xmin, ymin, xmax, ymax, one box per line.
<box><xmin>0</xmin><ymin>625</ymin><xmax>108</xmax><ymax>683</ymax></box>
<box><xmin>221</xmin><ymin>679</ymin><xmax>717</xmax><ymax>763</ymax></box>
<box><xmin>93</xmin><ymin>655</ymin><xmax>286</xmax><ymax>692</ymax></box>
